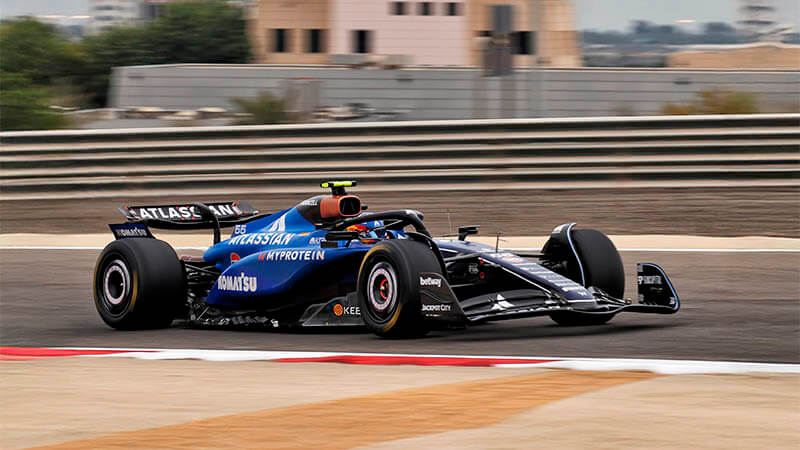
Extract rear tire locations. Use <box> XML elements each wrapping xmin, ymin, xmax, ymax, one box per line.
<box><xmin>357</xmin><ymin>240</ymin><xmax>442</xmax><ymax>338</ymax></box>
<box><xmin>93</xmin><ymin>238</ymin><xmax>185</xmax><ymax>330</ymax></box>
<box><xmin>548</xmin><ymin>229</ymin><xmax>624</xmax><ymax>326</ymax></box>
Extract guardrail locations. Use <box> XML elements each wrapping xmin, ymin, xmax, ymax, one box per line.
<box><xmin>1</xmin><ymin>114</ymin><xmax>798</xmax><ymax>200</ymax></box>
<box><xmin>2</xmin><ymin>114</ymin><xmax>799</xmax><ymax>143</ymax></box>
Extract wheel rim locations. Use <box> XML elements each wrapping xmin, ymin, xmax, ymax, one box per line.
<box><xmin>367</xmin><ymin>261</ymin><xmax>397</xmax><ymax>319</ymax></box>
<box><xmin>102</xmin><ymin>259</ymin><xmax>130</xmax><ymax>312</ymax></box>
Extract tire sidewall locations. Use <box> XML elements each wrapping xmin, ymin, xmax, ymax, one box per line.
<box><xmin>93</xmin><ymin>238</ymin><xmax>184</xmax><ymax>330</ymax></box>
<box><xmin>94</xmin><ymin>241</ymin><xmax>141</xmax><ymax>328</ymax></box>
<box><xmin>360</xmin><ymin>254</ymin><xmax>403</xmax><ymax>328</ymax></box>
<box><xmin>358</xmin><ymin>245</ymin><xmax>418</xmax><ymax>335</ymax></box>
<box><xmin>357</xmin><ymin>240</ymin><xmax>439</xmax><ymax>337</ymax></box>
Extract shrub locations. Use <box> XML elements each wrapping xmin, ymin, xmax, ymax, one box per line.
<box><xmin>231</xmin><ymin>92</ymin><xmax>289</xmax><ymax>125</ymax></box>
<box><xmin>0</xmin><ymin>71</ymin><xmax>70</xmax><ymax>130</ymax></box>
<box><xmin>662</xmin><ymin>89</ymin><xmax>759</xmax><ymax>115</ymax></box>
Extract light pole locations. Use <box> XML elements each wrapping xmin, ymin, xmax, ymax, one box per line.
<box><xmin>529</xmin><ymin>0</ymin><xmax>543</xmax><ymax>117</ymax></box>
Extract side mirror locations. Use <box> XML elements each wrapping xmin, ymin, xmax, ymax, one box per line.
<box><xmin>323</xmin><ymin>231</ymin><xmax>359</xmax><ymax>248</ymax></box>
<box><xmin>458</xmin><ymin>225</ymin><xmax>480</xmax><ymax>241</ymax></box>
<box><xmin>324</xmin><ymin>231</ymin><xmax>359</xmax><ymax>241</ymax></box>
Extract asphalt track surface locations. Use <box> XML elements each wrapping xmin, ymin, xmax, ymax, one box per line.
<box><xmin>1</xmin><ymin>186</ymin><xmax>798</xmax><ymax>363</ymax></box>
<box><xmin>1</xmin><ymin>249</ymin><xmax>797</xmax><ymax>364</ymax></box>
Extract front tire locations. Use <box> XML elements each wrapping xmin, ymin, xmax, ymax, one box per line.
<box><xmin>357</xmin><ymin>240</ymin><xmax>442</xmax><ymax>338</ymax></box>
<box><xmin>547</xmin><ymin>228</ymin><xmax>624</xmax><ymax>326</ymax></box>
<box><xmin>93</xmin><ymin>238</ymin><xmax>185</xmax><ymax>330</ymax></box>
<box><xmin>571</xmin><ymin>229</ymin><xmax>625</xmax><ymax>299</ymax></box>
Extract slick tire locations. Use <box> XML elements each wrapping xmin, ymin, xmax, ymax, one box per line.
<box><xmin>549</xmin><ymin>229</ymin><xmax>624</xmax><ymax>327</ymax></box>
<box><xmin>93</xmin><ymin>238</ymin><xmax>185</xmax><ymax>330</ymax></box>
<box><xmin>357</xmin><ymin>240</ymin><xmax>442</xmax><ymax>338</ymax></box>
<box><xmin>571</xmin><ymin>229</ymin><xmax>625</xmax><ymax>298</ymax></box>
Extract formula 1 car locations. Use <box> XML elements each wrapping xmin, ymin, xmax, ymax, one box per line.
<box><xmin>93</xmin><ymin>181</ymin><xmax>679</xmax><ymax>337</ymax></box>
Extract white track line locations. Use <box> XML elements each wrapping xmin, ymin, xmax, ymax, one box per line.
<box><xmin>55</xmin><ymin>347</ymin><xmax>800</xmax><ymax>374</ymax></box>
<box><xmin>499</xmin><ymin>359</ymin><xmax>800</xmax><ymax>374</ymax></box>
<box><xmin>507</xmin><ymin>247</ymin><xmax>800</xmax><ymax>253</ymax></box>
<box><xmin>1</xmin><ymin>246</ymin><xmax>798</xmax><ymax>253</ymax></box>
<box><xmin>0</xmin><ymin>246</ymin><xmax>208</xmax><ymax>250</ymax></box>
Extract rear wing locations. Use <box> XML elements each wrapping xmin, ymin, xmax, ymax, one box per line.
<box><xmin>113</xmin><ymin>201</ymin><xmax>267</xmax><ymax>244</ymax></box>
<box><xmin>120</xmin><ymin>202</ymin><xmax>261</xmax><ymax>227</ymax></box>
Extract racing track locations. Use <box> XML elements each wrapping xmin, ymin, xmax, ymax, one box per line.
<box><xmin>1</xmin><ymin>249</ymin><xmax>797</xmax><ymax>363</ymax></box>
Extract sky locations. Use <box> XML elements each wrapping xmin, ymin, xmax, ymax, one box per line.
<box><xmin>1</xmin><ymin>0</ymin><xmax>799</xmax><ymax>31</ymax></box>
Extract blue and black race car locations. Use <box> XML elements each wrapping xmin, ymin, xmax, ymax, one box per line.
<box><xmin>94</xmin><ymin>181</ymin><xmax>679</xmax><ymax>337</ymax></box>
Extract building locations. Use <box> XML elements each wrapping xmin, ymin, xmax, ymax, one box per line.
<box><xmin>668</xmin><ymin>43</ymin><xmax>800</xmax><ymax>69</ymax></box>
<box><xmin>249</xmin><ymin>0</ymin><xmax>330</xmax><ymax>64</ymax></box>
<box><xmin>533</xmin><ymin>0</ymin><xmax>580</xmax><ymax>66</ymax></box>
<box><xmin>248</xmin><ymin>0</ymin><xmax>581</xmax><ymax>67</ymax></box>
<box><xmin>738</xmin><ymin>0</ymin><xmax>777</xmax><ymax>38</ymax></box>
<box><xmin>329</xmin><ymin>1</ymin><xmax>469</xmax><ymax>65</ymax></box>
<box><xmin>89</xmin><ymin>0</ymin><xmax>144</xmax><ymax>33</ymax></box>
<box><xmin>141</xmin><ymin>0</ymin><xmax>170</xmax><ymax>20</ymax></box>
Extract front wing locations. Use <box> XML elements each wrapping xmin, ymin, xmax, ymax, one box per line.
<box><xmin>418</xmin><ymin>262</ymin><xmax>679</xmax><ymax>324</ymax></box>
